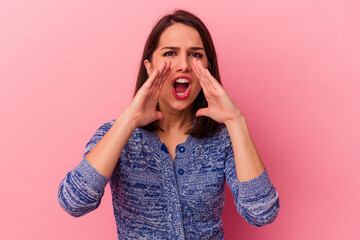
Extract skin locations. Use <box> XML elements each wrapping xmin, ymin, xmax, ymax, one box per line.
<box><xmin>85</xmin><ymin>23</ymin><xmax>265</xmax><ymax>182</ymax></box>
<box><xmin>192</xmin><ymin>58</ymin><xmax>265</xmax><ymax>181</ymax></box>
<box><xmin>144</xmin><ymin>23</ymin><xmax>207</xmax><ymax>116</ymax></box>
<box><xmin>144</xmin><ymin>23</ymin><xmax>209</xmax><ymax>160</ymax></box>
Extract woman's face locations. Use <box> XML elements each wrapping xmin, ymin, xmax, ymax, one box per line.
<box><xmin>144</xmin><ymin>23</ymin><xmax>208</xmax><ymax>114</ymax></box>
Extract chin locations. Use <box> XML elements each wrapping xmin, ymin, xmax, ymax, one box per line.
<box><xmin>159</xmin><ymin>98</ymin><xmax>193</xmax><ymax>113</ymax></box>
<box><xmin>171</xmin><ymin>101</ymin><xmax>193</xmax><ymax>112</ymax></box>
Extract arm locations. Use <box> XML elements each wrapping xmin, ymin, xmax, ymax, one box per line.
<box><xmin>57</xmin><ymin>122</ymin><xmax>113</xmax><ymax>217</ymax></box>
<box><xmin>224</xmin><ymin>116</ymin><xmax>265</xmax><ymax>181</ymax></box>
<box><xmin>85</xmin><ymin>60</ymin><xmax>171</xmax><ymax>178</ymax></box>
<box><xmin>58</xmin><ymin>60</ymin><xmax>171</xmax><ymax>217</ymax></box>
<box><xmin>192</xmin><ymin>58</ymin><xmax>279</xmax><ymax>225</ymax></box>
<box><xmin>192</xmin><ymin>58</ymin><xmax>265</xmax><ymax>181</ymax></box>
<box><xmin>223</xmin><ymin>127</ymin><xmax>279</xmax><ymax>227</ymax></box>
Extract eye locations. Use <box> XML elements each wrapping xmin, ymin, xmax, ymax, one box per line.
<box><xmin>163</xmin><ymin>51</ymin><xmax>177</xmax><ymax>57</ymax></box>
<box><xmin>190</xmin><ymin>52</ymin><xmax>203</xmax><ymax>58</ymax></box>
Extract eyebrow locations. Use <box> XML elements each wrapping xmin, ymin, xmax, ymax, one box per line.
<box><xmin>160</xmin><ymin>46</ymin><xmax>205</xmax><ymax>51</ymax></box>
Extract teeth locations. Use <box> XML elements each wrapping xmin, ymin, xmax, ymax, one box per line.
<box><xmin>176</xmin><ymin>92</ymin><xmax>185</xmax><ymax>96</ymax></box>
<box><xmin>175</xmin><ymin>78</ymin><xmax>189</xmax><ymax>83</ymax></box>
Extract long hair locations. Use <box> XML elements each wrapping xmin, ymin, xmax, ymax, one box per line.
<box><xmin>135</xmin><ymin>9</ymin><xmax>222</xmax><ymax>139</ymax></box>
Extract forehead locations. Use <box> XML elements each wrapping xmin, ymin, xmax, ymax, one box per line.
<box><xmin>157</xmin><ymin>23</ymin><xmax>204</xmax><ymax>48</ymax></box>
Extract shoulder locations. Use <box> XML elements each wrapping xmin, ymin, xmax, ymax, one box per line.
<box><xmin>94</xmin><ymin>119</ymin><xmax>155</xmax><ymax>144</ymax></box>
<box><xmin>123</xmin><ymin>127</ymin><xmax>161</xmax><ymax>154</ymax></box>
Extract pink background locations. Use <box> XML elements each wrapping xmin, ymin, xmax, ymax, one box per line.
<box><xmin>1</xmin><ymin>0</ymin><xmax>359</xmax><ymax>239</ymax></box>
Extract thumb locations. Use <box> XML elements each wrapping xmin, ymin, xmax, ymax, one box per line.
<box><xmin>196</xmin><ymin>108</ymin><xmax>210</xmax><ymax>118</ymax></box>
<box><xmin>154</xmin><ymin>111</ymin><xmax>164</xmax><ymax>121</ymax></box>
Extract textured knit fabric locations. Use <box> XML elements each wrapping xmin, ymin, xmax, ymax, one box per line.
<box><xmin>58</xmin><ymin>119</ymin><xmax>279</xmax><ymax>239</ymax></box>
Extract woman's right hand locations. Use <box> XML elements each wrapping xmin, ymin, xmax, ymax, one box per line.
<box><xmin>123</xmin><ymin>60</ymin><xmax>171</xmax><ymax>128</ymax></box>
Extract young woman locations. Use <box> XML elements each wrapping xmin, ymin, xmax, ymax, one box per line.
<box><xmin>58</xmin><ymin>9</ymin><xmax>280</xmax><ymax>239</ymax></box>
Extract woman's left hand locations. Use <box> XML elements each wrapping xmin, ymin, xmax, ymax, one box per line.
<box><xmin>192</xmin><ymin>58</ymin><xmax>242</xmax><ymax>124</ymax></box>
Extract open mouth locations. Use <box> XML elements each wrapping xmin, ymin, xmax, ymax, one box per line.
<box><xmin>172</xmin><ymin>77</ymin><xmax>191</xmax><ymax>99</ymax></box>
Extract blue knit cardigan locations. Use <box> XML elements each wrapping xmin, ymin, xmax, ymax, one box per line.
<box><xmin>58</xmin><ymin>119</ymin><xmax>279</xmax><ymax>239</ymax></box>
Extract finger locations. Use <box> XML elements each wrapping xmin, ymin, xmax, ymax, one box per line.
<box><xmin>159</xmin><ymin>61</ymin><xmax>171</xmax><ymax>82</ymax></box>
<box><xmin>152</xmin><ymin>61</ymin><xmax>166</xmax><ymax>88</ymax></box>
<box><xmin>195</xmin><ymin>60</ymin><xmax>219</xmax><ymax>93</ymax></box>
<box><xmin>157</xmin><ymin>61</ymin><xmax>168</xmax><ymax>80</ymax></box>
<box><xmin>153</xmin><ymin>61</ymin><xmax>169</xmax><ymax>91</ymax></box>
<box><xmin>192</xmin><ymin>59</ymin><xmax>206</xmax><ymax>83</ymax></box>
<box><xmin>154</xmin><ymin>61</ymin><xmax>169</xmax><ymax>88</ymax></box>
<box><xmin>146</xmin><ymin>68</ymin><xmax>159</xmax><ymax>88</ymax></box>
<box><xmin>152</xmin><ymin>61</ymin><xmax>165</xmax><ymax>88</ymax></box>
<box><xmin>192</xmin><ymin>58</ymin><xmax>201</xmax><ymax>76</ymax></box>
<box><xmin>204</xmin><ymin>69</ymin><xmax>220</xmax><ymax>89</ymax></box>
<box><xmin>195</xmin><ymin>108</ymin><xmax>210</xmax><ymax>118</ymax></box>
<box><xmin>194</xmin><ymin>60</ymin><xmax>212</xmax><ymax>92</ymax></box>
<box><xmin>158</xmin><ymin>61</ymin><xmax>171</xmax><ymax>89</ymax></box>
<box><xmin>192</xmin><ymin>59</ymin><xmax>216</xmax><ymax>98</ymax></box>
<box><xmin>154</xmin><ymin>111</ymin><xmax>164</xmax><ymax>121</ymax></box>
<box><xmin>197</xmin><ymin>60</ymin><xmax>212</xmax><ymax>86</ymax></box>
<box><xmin>194</xmin><ymin>60</ymin><xmax>208</xmax><ymax>79</ymax></box>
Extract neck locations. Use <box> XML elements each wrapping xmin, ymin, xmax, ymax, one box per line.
<box><xmin>158</xmin><ymin>105</ymin><xmax>194</xmax><ymax>133</ymax></box>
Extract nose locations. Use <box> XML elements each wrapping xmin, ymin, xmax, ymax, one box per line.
<box><xmin>175</xmin><ymin>54</ymin><xmax>191</xmax><ymax>73</ymax></box>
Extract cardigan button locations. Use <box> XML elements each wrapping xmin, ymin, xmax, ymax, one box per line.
<box><xmin>178</xmin><ymin>169</ymin><xmax>185</xmax><ymax>175</ymax></box>
<box><xmin>179</xmin><ymin>146</ymin><xmax>186</xmax><ymax>153</ymax></box>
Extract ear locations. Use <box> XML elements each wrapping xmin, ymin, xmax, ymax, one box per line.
<box><xmin>144</xmin><ymin>59</ymin><xmax>153</xmax><ymax>76</ymax></box>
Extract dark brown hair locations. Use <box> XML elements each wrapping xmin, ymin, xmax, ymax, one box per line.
<box><xmin>135</xmin><ymin>9</ymin><xmax>222</xmax><ymax>139</ymax></box>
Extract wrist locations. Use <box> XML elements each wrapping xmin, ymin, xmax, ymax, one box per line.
<box><xmin>224</xmin><ymin>113</ymin><xmax>246</xmax><ymax>127</ymax></box>
<box><xmin>224</xmin><ymin>115</ymin><xmax>251</xmax><ymax>140</ymax></box>
<box><xmin>116</xmin><ymin>109</ymin><xmax>139</xmax><ymax>131</ymax></box>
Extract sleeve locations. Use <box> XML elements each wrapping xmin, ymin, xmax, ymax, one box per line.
<box><xmin>57</xmin><ymin>120</ymin><xmax>115</xmax><ymax>217</ymax></box>
<box><xmin>224</xmin><ymin>133</ymin><xmax>280</xmax><ymax>227</ymax></box>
